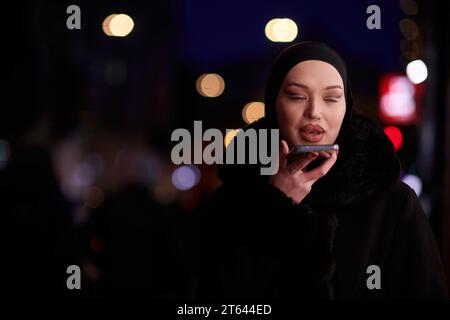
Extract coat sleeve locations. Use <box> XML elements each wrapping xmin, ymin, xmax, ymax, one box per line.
<box><xmin>386</xmin><ymin>184</ymin><xmax>449</xmax><ymax>299</ymax></box>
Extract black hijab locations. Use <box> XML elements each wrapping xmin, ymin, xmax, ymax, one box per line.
<box><xmin>220</xmin><ymin>41</ymin><xmax>400</xmax><ymax>209</ymax></box>
<box><xmin>263</xmin><ymin>41</ymin><xmax>353</xmax><ymax>147</ymax></box>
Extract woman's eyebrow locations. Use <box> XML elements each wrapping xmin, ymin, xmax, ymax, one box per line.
<box><xmin>286</xmin><ymin>83</ymin><xmax>343</xmax><ymax>91</ymax></box>
<box><xmin>324</xmin><ymin>85</ymin><xmax>343</xmax><ymax>90</ymax></box>
<box><xmin>286</xmin><ymin>82</ymin><xmax>308</xmax><ymax>89</ymax></box>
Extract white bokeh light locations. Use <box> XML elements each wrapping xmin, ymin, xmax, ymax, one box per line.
<box><xmin>103</xmin><ymin>14</ymin><xmax>134</xmax><ymax>37</ymax></box>
<box><xmin>406</xmin><ymin>59</ymin><xmax>428</xmax><ymax>84</ymax></box>
<box><xmin>402</xmin><ymin>174</ymin><xmax>423</xmax><ymax>197</ymax></box>
<box><xmin>380</xmin><ymin>76</ymin><xmax>415</xmax><ymax>118</ymax></box>
<box><xmin>265</xmin><ymin>18</ymin><xmax>298</xmax><ymax>42</ymax></box>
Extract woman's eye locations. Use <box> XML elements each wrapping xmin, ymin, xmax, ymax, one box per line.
<box><xmin>325</xmin><ymin>97</ymin><xmax>339</xmax><ymax>103</ymax></box>
<box><xmin>288</xmin><ymin>94</ymin><xmax>306</xmax><ymax>101</ymax></box>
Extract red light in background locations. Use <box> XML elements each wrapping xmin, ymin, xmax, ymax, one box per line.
<box><xmin>379</xmin><ymin>74</ymin><xmax>420</xmax><ymax>125</ymax></box>
<box><xmin>384</xmin><ymin>126</ymin><xmax>403</xmax><ymax>151</ymax></box>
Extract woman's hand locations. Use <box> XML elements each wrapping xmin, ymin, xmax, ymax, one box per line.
<box><xmin>268</xmin><ymin>140</ymin><xmax>338</xmax><ymax>204</ymax></box>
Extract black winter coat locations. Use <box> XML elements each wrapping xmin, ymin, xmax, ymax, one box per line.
<box><xmin>192</xmin><ymin>113</ymin><xmax>448</xmax><ymax>300</ymax></box>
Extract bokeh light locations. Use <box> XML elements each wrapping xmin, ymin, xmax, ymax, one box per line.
<box><xmin>379</xmin><ymin>75</ymin><xmax>416</xmax><ymax>122</ymax></box>
<box><xmin>103</xmin><ymin>14</ymin><xmax>134</xmax><ymax>37</ymax></box>
<box><xmin>196</xmin><ymin>73</ymin><xmax>225</xmax><ymax>97</ymax></box>
<box><xmin>102</xmin><ymin>14</ymin><xmax>117</xmax><ymax>36</ymax></box>
<box><xmin>171</xmin><ymin>165</ymin><xmax>201</xmax><ymax>191</ymax></box>
<box><xmin>264</xmin><ymin>19</ymin><xmax>278</xmax><ymax>41</ymax></box>
<box><xmin>406</xmin><ymin>59</ymin><xmax>428</xmax><ymax>84</ymax></box>
<box><xmin>242</xmin><ymin>102</ymin><xmax>265</xmax><ymax>124</ymax></box>
<box><xmin>402</xmin><ymin>174</ymin><xmax>423</xmax><ymax>196</ymax></box>
<box><xmin>224</xmin><ymin>129</ymin><xmax>241</xmax><ymax>148</ymax></box>
<box><xmin>384</xmin><ymin>126</ymin><xmax>403</xmax><ymax>151</ymax></box>
<box><xmin>265</xmin><ymin>18</ymin><xmax>298</xmax><ymax>42</ymax></box>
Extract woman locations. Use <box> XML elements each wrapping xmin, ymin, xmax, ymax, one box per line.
<box><xmin>192</xmin><ymin>41</ymin><xmax>448</xmax><ymax>299</ymax></box>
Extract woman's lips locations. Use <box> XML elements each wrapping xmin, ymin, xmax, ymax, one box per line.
<box><xmin>299</xmin><ymin>124</ymin><xmax>325</xmax><ymax>143</ymax></box>
<box><xmin>300</xmin><ymin>131</ymin><xmax>325</xmax><ymax>142</ymax></box>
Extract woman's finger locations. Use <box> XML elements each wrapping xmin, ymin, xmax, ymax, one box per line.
<box><xmin>278</xmin><ymin>139</ymin><xmax>290</xmax><ymax>169</ymax></box>
<box><xmin>286</xmin><ymin>151</ymin><xmax>319</xmax><ymax>173</ymax></box>
<box><xmin>300</xmin><ymin>152</ymin><xmax>338</xmax><ymax>182</ymax></box>
<box><xmin>318</xmin><ymin>150</ymin><xmax>331</xmax><ymax>159</ymax></box>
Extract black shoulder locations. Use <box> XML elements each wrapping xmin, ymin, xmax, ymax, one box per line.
<box><xmin>381</xmin><ymin>181</ymin><xmax>449</xmax><ymax>298</ymax></box>
<box><xmin>389</xmin><ymin>180</ymin><xmax>417</xmax><ymax>200</ymax></box>
<box><xmin>376</xmin><ymin>179</ymin><xmax>418</xmax><ymax>207</ymax></box>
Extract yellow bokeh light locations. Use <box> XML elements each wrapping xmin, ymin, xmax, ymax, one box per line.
<box><xmin>102</xmin><ymin>14</ymin><xmax>117</xmax><ymax>36</ymax></box>
<box><xmin>242</xmin><ymin>102</ymin><xmax>265</xmax><ymax>124</ymax></box>
<box><xmin>195</xmin><ymin>74</ymin><xmax>207</xmax><ymax>97</ymax></box>
<box><xmin>265</xmin><ymin>18</ymin><xmax>298</xmax><ymax>42</ymax></box>
<box><xmin>196</xmin><ymin>73</ymin><xmax>225</xmax><ymax>98</ymax></box>
<box><xmin>264</xmin><ymin>19</ymin><xmax>279</xmax><ymax>41</ymax></box>
<box><xmin>224</xmin><ymin>129</ymin><xmax>241</xmax><ymax>148</ymax></box>
<box><xmin>103</xmin><ymin>14</ymin><xmax>134</xmax><ymax>37</ymax></box>
<box><xmin>272</xmin><ymin>19</ymin><xmax>298</xmax><ymax>42</ymax></box>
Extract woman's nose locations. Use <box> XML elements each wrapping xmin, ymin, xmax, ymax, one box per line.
<box><xmin>304</xmin><ymin>100</ymin><xmax>321</xmax><ymax>120</ymax></box>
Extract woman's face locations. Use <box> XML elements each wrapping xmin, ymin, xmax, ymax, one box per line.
<box><xmin>275</xmin><ymin>60</ymin><xmax>346</xmax><ymax>147</ymax></box>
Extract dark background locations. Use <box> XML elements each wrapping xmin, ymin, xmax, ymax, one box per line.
<box><xmin>2</xmin><ymin>0</ymin><xmax>449</xmax><ymax>298</ymax></box>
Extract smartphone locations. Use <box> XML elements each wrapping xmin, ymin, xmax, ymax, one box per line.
<box><xmin>287</xmin><ymin>144</ymin><xmax>339</xmax><ymax>167</ymax></box>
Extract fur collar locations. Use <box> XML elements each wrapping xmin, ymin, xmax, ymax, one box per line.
<box><xmin>304</xmin><ymin>113</ymin><xmax>401</xmax><ymax>207</ymax></box>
